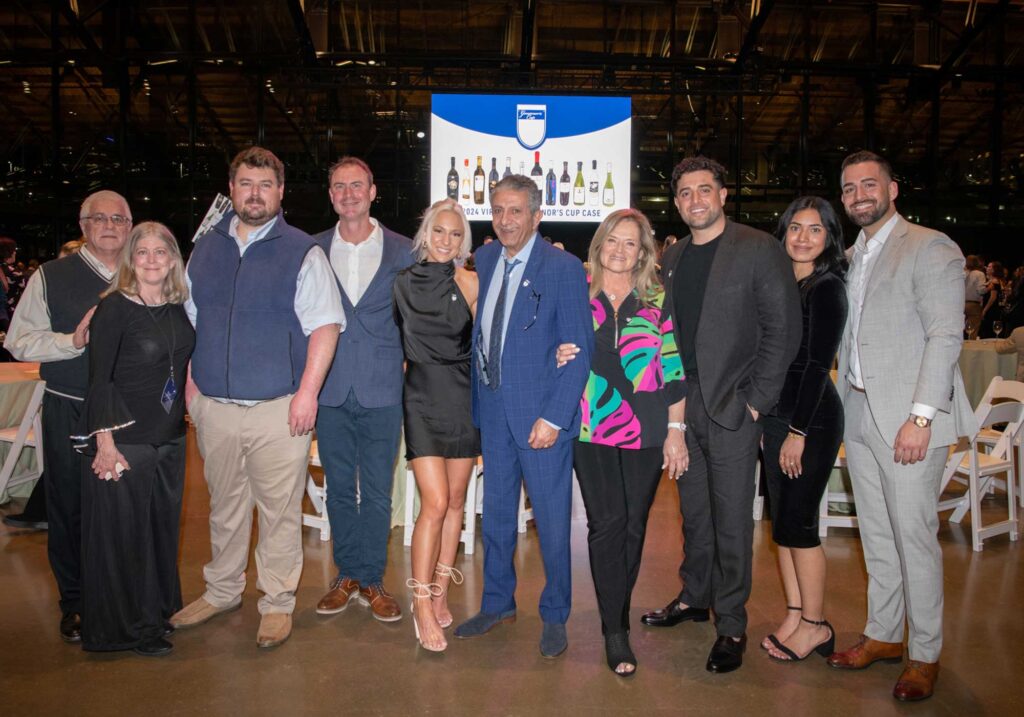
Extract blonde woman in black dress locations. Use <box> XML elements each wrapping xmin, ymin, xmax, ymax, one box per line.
<box><xmin>73</xmin><ymin>222</ymin><xmax>194</xmax><ymax>657</ymax></box>
<box><xmin>394</xmin><ymin>199</ymin><xmax>479</xmax><ymax>652</ymax></box>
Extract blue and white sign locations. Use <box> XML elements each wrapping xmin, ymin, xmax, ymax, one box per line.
<box><xmin>431</xmin><ymin>94</ymin><xmax>631</xmax><ymax>223</ymax></box>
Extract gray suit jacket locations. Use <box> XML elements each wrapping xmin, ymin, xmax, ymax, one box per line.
<box><xmin>661</xmin><ymin>219</ymin><xmax>802</xmax><ymax>431</ymax></box>
<box><xmin>837</xmin><ymin>214</ymin><xmax>977</xmax><ymax>448</ymax></box>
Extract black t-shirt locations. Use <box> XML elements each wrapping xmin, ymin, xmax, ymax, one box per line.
<box><xmin>671</xmin><ymin>234</ymin><xmax>722</xmax><ymax>379</ymax></box>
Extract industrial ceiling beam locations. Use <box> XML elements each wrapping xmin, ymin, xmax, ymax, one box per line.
<box><xmin>736</xmin><ymin>0</ymin><xmax>775</xmax><ymax>69</ymax></box>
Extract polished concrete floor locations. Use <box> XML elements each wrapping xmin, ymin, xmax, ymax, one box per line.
<box><xmin>2</xmin><ymin>430</ymin><xmax>1023</xmax><ymax>717</ymax></box>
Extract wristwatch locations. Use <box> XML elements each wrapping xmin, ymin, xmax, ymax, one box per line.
<box><xmin>910</xmin><ymin>414</ymin><xmax>932</xmax><ymax>428</ymax></box>
<box><xmin>667</xmin><ymin>422</ymin><xmax>687</xmax><ymax>432</ymax></box>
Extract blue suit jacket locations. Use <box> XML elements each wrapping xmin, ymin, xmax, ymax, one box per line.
<box><xmin>471</xmin><ymin>237</ymin><xmax>593</xmax><ymax>448</ymax></box>
<box><xmin>313</xmin><ymin>223</ymin><xmax>415</xmax><ymax>408</ymax></box>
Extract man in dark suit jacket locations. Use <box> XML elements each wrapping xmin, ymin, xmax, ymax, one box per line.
<box><xmin>454</xmin><ymin>175</ymin><xmax>592</xmax><ymax>658</ymax></box>
<box><xmin>311</xmin><ymin>157</ymin><xmax>415</xmax><ymax>624</ymax></box>
<box><xmin>642</xmin><ymin>156</ymin><xmax>801</xmax><ymax>674</ymax></box>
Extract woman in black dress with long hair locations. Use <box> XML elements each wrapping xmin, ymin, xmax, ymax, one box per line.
<box><xmin>394</xmin><ymin>199</ymin><xmax>479</xmax><ymax>652</ymax></box>
<box><xmin>761</xmin><ymin>196</ymin><xmax>848</xmax><ymax>662</ymax></box>
<box><xmin>73</xmin><ymin>222</ymin><xmax>195</xmax><ymax>657</ymax></box>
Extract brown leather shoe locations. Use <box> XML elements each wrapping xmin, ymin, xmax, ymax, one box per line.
<box><xmin>358</xmin><ymin>583</ymin><xmax>402</xmax><ymax>622</ymax></box>
<box><xmin>894</xmin><ymin>660</ymin><xmax>939</xmax><ymax>702</ymax></box>
<box><xmin>827</xmin><ymin>634</ymin><xmax>903</xmax><ymax>670</ymax></box>
<box><xmin>316</xmin><ymin>577</ymin><xmax>361</xmax><ymax>615</ymax></box>
<box><xmin>257</xmin><ymin>613</ymin><xmax>292</xmax><ymax>649</ymax></box>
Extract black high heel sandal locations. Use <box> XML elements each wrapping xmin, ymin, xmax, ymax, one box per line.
<box><xmin>760</xmin><ymin>605</ymin><xmax>801</xmax><ymax>651</ymax></box>
<box><xmin>605</xmin><ymin>632</ymin><xmax>637</xmax><ymax>677</ymax></box>
<box><xmin>768</xmin><ymin>617</ymin><xmax>835</xmax><ymax>662</ymax></box>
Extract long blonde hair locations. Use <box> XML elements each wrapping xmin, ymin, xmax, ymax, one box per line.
<box><xmin>587</xmin><ymin>208</ymin><xmax>660</xmax><ymax>306</ymax></box>
<box><xmin>104</xmin><ymin>221</ymin><xmax>189</xmax><ymax>304</ymax></box>
<box><xmin>412</xmin><ymin>199</ymin><xmax>472</xmax><ymax>262</ymax></box>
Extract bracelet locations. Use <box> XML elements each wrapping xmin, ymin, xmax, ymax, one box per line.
<box><xmin>786</xmin><ymin>431</ymin><xmax>805</xmax><ymax>441</ymax></box>
<box><xmin>667</xmin><ymin>421</ymin><xmax>686</xmax><ymax>432</ymax></box>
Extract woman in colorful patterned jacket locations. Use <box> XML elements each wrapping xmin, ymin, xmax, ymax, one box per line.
<box><xmin>558</xmin><ymin>208</ymin><xmax>688</xmax><ymax>677</ymax></box>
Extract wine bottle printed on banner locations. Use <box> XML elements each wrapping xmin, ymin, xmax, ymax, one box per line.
<box><xmin>488</xmin><ymin>157</ymin><xmax>499</xmax><ymax>196</ymax></box>
<box><xmin>461</xmin><ymin>159</ymin><xmax>470</xmax><ymax>200</ymax></box>
<box><xmin>446</xmin><ymin>157</ymin><xmax>459</xmax><ymax>200</ymax></box>
<box><xmin>545</xmin><ymin>162</ymin><xmax>557</xmax><ymax>206</ymax></box>
<box><xmin>558</xmin><ymin>161</ymin><xmax>570</xmax><ymax>206</ymax></box>
<box><xmin>573</xmin><ymin>161</ymin><xmax>585</xmax><ymax>206</ymax></box>
<box><xmin>531</xmin><ymin>151</ymin><xmax>545</xmax><ymax>195</ymax></box>
<box><xmin>473</xmin><ymin>156</ymin><xmax>486</xmax><ymax>204</ymax></box>
<box><xmin>588</xmin><ymin>160</ymin><xmax>600</xmax><ymax>206</ymax></box>
<box><xmin>603</xmin><ymin>162</ymin><xmax>615</xmax><ymax>207</ymax></box>
<box><xmin>502</xmin><ymin>157</ymin><xmax>512</xmax><ymax>180</ymax></box>
<box><xmin>519</xmin><ymin>160</ymin><xmax>526</xmax><ymax>177</ymax></box>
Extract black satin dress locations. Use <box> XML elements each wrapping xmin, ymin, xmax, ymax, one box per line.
<box><xmin>393</xmin><ymin>261</ymin><xmax>480</xmax><ymax>460</ymax></box>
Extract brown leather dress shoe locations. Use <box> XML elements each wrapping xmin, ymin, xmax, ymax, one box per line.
<box><xmin>358</xmin><ymin>583</ymin><xmax>402</xmax><ymax>622</ymax></box>
<box><xmin>893</xmin><ymin>660</ymin><xmax>939</xmax><ymax>702</ymax></box>
<box><xmin>827</xmin><ymin>634</ymin><xmax>903</xmax><ymax>670</ymax></box>
<box><xmin>316</xmin><ymin>577</ymin><xmax>361</xmax><ymax>615</ymax></box>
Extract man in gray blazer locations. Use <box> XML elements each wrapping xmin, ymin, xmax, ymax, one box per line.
<box><xmin>643</xmin><ymin>156</ymin><xmax>801</xmax><ymax>673</ymax></box>
<box><xmin>828</xmin><ymin>151</ymin><xmax>976</xmax><ymax>702</ymax></box>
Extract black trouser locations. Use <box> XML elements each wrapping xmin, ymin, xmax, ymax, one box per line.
<box><xmin>675</xmin><ymin>379</ymin><xmax>763</xmax><ymax>637</ymax></box>
<box><xmin>14</xmin><ymin>472</ymin><xmax>48</xmax><ymax>521</ymax></box>
<box><xmin>574</xmin><ymin>441</ymin><xmax>663</xmax><ymax>635</ymax></box>
<box><xmin>81</xmin><ymin>438</ymin><xmax>186</xmax><ymax>651</ymax></box>
<box><xmin>41</xmin><ymin>391</ymin><xmax>83</xmax><ymax>617</ymax></box>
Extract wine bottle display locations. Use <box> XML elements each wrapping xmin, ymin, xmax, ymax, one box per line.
<box><xmin>502</xmin><ymin>156</ymin><xmax>512</xmax><ymax>179</ymax></box>
<box><xmin>461</xmin><ymin>158</ymin><xmax>470</xmax><ymax>200</ymax></box>
<box><xmin>588</xmin><ymin>160</ymin><xmax>600</xmax><ymax>206</ymax></box>
<box><xmin>488</xmin><ymin>157</ymin><xmax>499</xmax><ymax>196</ymax></box>
<box><xmin>446</xmin><ymin>157</ymin><xmax>459</xmax><ymax>200</ymax></box>
<box><xmin>558</xmin><ymin>161</ymin><xmax>570</xmax><ymax>206</ymax></box>
<box><xmin>473</xmin><ymin>155</ymin><xmax>486</xmax><ymax>204</ymax></box>
<box><xmin>519</xmin><ymin>160</ymin><xmax>526</xmax><ymax>176</ymax></box>
<box><xmin>602</xmin><ymin>162</ymin><xmax>615</xmax><ymax>207</ymax></box>
<box><xmin>573</xmin><ymin>161</ymin><xmax>585</xmax><ymax>206</ymax></box>
<box><xmin>545</xmin><ymin>162</ymin><xmax>556</xmax><ymax>206</ymax></box>
<box><xmin>531</xmin><ymin>151</ymin><xmax>545</xmax><ymax>195</ymax></box>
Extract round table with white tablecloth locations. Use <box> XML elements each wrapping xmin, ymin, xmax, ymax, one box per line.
<box><xmin>959</xmin><ymin>339</ymin><xmax>1018</xmax><ymax>408</ymax></box>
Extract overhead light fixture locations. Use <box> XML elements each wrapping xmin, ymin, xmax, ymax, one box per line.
<box><xmin>416</xmin><ymin>131</ymin><xmax>425</xmax><ymax>139</ymax></box>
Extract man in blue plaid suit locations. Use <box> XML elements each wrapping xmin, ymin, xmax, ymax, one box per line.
<box><xmin>454</xmin><ymin>175</ymin><xmax>592</xmax><ymax>658</ymax></box>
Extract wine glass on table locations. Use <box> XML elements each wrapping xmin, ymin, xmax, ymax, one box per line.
<box><xmin>993</xmin><ymin>320</ymin><xmax>1004</xmax><ymax>339</ymax></box>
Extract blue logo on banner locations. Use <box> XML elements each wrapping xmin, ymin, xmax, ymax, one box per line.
<box><xmin>516</xmin><ymin>104</ymin><xmax>547</xmax><ymax>150</ymax></box>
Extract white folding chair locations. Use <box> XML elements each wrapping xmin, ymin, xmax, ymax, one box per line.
<box><xmin>972</xmin><ymin>376</ymin><xmax>1024</xmax><ymax>507</ymax></box>
<box><xmin>0</xmin><ymin>380</ymin><xmax>45</xmax><ymax>498</ymax></box>
<box><xmin>818</xmin><ymin>444</ymin><xmax>858</xmax><ymax>537</ymax></box>
<box><xmin>303</xmin><ymin>439</ymin><xmax>331</xmax><ymax>542</ymax></box>
<box><xmin>938</xmin><ymin>401</ymin><xmax>1022</xmax><ymax>552</ymax></box>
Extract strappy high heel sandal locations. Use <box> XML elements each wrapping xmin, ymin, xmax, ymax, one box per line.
<box><xmin>761</xmin><ymin>605</ymin><xmax>801</xmax><ymax>651</ymax></box>
<box><xmin>406</xmin><ymin>579</ymin><xmax>446</xmax><ymax>652</ymax></box>
<box><xmin>432</xmin><ymin>563</ymin><xmax>464</xmax><ymax>630</ymax></box>
<box><xmin>767</xmin><ymin>617</ymin><xmax>835</xmax><ymax>662</ymax></box>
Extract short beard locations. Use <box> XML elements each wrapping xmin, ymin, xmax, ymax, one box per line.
<box><xmin>846</xmin><ymin>197</ymin><xmax>889</xmax><ymax>228</ymax></box>
<box><xmin>685</xmin><ymin>205</ymin><xmax>723</xmax><ymax>231</ymax></box>
<box><xmin>236</xmin><ymin>202</ymin><xmax>272</xmax><ymax>225</ymax></box>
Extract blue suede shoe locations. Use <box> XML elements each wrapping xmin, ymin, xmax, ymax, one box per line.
<box><xmin>540</xmin><ymin>622</ymin><xmax>568</xmax><ymax>658</ymax></box>
<box><xmin>454</xmin><ymin>610</ymin><xmax>516</xmax><ymax>639</ymax></box>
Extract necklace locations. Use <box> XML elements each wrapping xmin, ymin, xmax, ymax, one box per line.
<box><xmin>138</xmin><ymin>294</ymin><xmax>178</xmax><ymax>414</ymax></box>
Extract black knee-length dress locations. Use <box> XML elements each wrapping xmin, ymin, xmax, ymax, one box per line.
<box><xmin>393</xmin><ymin>261</ymin><xmax>480</xmax><ymax>460</ymax></box>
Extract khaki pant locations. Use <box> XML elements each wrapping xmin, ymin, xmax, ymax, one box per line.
<box><xmin>190</xmin><ymin>394</ymin><xmax>311</xmax><ymax>615</ymax></box>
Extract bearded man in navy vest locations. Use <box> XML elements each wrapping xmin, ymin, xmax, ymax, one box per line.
<box><xmin>4</xmin><ymin>190</ymin><xmax>132</xmax><ymax>643</ymax></box>
<box><xmin>311</xmin><ymin>157</ymin><xmax>415</xmax><ymax>623</ymax></box>
<box><xmin>170</xmin><ymin>147</ymin><xmax>344</xmax><ymax>649</ymax></box>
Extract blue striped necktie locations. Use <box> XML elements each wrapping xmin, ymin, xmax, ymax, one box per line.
<box><xmin>487</xmin><ymin>257</ymin><xmax>520</xmax><ymax>389</ymax></box>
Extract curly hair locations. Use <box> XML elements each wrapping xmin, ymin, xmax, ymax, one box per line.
<box><xmin>671</xmin><ymin>156</ymin><xmax>727</xmax><ymax>195</ymax></box>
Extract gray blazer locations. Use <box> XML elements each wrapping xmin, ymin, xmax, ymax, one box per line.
<box><xmin>661</xmin><ymin>219</ymin><xmax>802</xmax><ymax>431</ymax></box>
<box><xmin>837</xmin><ymin>214</ymin><xmax>977</xmax><ymax>448</ymax></box>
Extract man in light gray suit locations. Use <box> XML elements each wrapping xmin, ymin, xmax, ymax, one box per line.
<box><xmin>827</xmin><ymin>151</ymin><xmax>976</xmax><ymax>703</ymax></box>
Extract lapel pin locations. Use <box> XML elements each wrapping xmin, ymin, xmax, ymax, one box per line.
<box><xmin>523</xmin><ymin>279</ymin><xmax>530</xmax><ymax>287</ymax></box>
<box><xmin>451</xmin><ymin>293</ymin><xmax>457</xmax><ymax>301</ymax></box>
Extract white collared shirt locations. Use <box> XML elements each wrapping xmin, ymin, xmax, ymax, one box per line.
<box><xmin>184</xmin><ymin>215</ymin><xmax>345</xmax><ymax>336</ymax></box>
<box><xmin>330</xmin><ymin>218</ymin><xmax>383</xmax><ymax>305</ymax></box>
<box><xmin>3</xmin><ymin>245</ymin><xmax>116</xmax><ymax>363</ymax></box>
<box><xmin>847</xmin><ymin>212</ymin><xmax>936</xmax><ymax>420</ymax></box>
